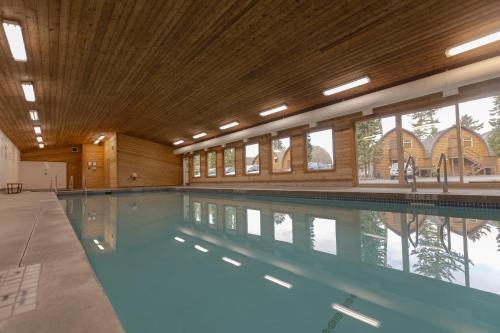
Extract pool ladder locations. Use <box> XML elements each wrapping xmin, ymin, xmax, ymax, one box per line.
<box><xmin>436</xmin><ymin>153</ymin><xmax>449</xmax><ymax>193</ymax></box>
<box><xmin>404</xmin><ymin>155</ymin><xmax>417</xmax><ymax>192</ymax></box>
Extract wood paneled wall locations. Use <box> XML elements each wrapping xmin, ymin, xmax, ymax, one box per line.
<box><xmin>21</xmin><ymin>146</ymin><xmax>82</xmax><ymax>189</ymax></box>
<box><xmin>116</xmin><ymin>134</ymin><xmax>182</xmax><ymax>187</ymax></box>
<box><xmin>82</xmin><ymin>143</ymin><xmax>105</xmax><ymax>188</ymax></box>
<box><xmin>187</xmin><ymin>117</ymin><xmax>354</xmax><ymax>186</ymax></box>
<box><xmin>104</xmin><ymin>134</ymin><xmax>118</xmax><ymax>188</ymax></box>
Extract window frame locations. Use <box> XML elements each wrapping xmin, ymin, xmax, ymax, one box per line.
<box><xmin>193</xmin><ymin>153</ymin><xmax>201</xmax><ymax>178</ymax></box>
<box><xmin>206</xmin><ymin>150</ymin><xmax>217</xmax><ymax>177</ymax></box>
<box><xmin>223</xmin><ymin>147</ymin><xmax>237</xmax><ymax>177</ymax></box>
<box><xmin>270</xmin><ymin>136</ymin><xmax>292</xmax><ymax>174</ymax></box>
<box><xmin>463</xmin><ymin>136</ymin><xmax>473</xmax><ymax>148</ymax></box>
<box><xmin>244</xmin><ymin>142</ymin><xmax>261</xmax><ymax>175</ymax></box>
<box><xmin>403</xmin><ymin>139</ymin><xmax>412</xmax><ymax>149</ymax></box>
<box><xmin>304</xmin><ymin>127</ymin><xmax>335</xmax><ymax>173</ymax></box>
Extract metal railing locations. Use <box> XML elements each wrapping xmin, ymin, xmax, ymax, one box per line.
<box><xmin>404</xmin><ymin>155</ymin><xmax>417</xmax><ymax>193</ymax></box>
<box><xmin>436</xmin><ymin>153</ymin><xmax>449</xmax><ymax>193</ymax></box>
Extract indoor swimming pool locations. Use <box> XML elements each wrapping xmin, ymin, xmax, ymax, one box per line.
<box><xmin>59</xmin><ymin>191</ymin><xmax>500</xmax><ymax>333</ymax></box>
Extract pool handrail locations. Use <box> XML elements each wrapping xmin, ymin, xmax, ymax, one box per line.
<box><xmin>404</xmin><ymin>155</ymin><xmax>417</xmax><ymax>193</ymax></box>
<box><xmin>436</xmin><ymin>153</ymin><xmax>449</xmax><ymax>193</ymax></box>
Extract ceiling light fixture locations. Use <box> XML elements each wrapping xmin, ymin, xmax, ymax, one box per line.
<box><xmin>29</xmin><ymin>110</ymin><xmax>38</xmax><ymax>121</ymax></box>
<box><xmin>323</xmin><ymin>76</ymin><xmax>370</xmax><ymax>96</ymax></box>
<box><xmin>36</xmin><ymin>136</ymin><xmax>43</xmax><ymax>143</ymax></box>
<box><xmin>2</xmin><ymin>20</ymin><xmax>27</xmax><ymax>61</ymax></box>
<box><xmin>331</xmin><ymin>304</ymin><xmax>381</xmax><ymax>328</ymax></box>
<box><xmin>21</xmin><ymin>82</ymin><xmax>36</xmax><ymax>102</ymax></box>
<box><xmin>97</xmin><ymin>135</ymin><xmax>105</xmax><ymax>141</ymax></box>
<box><xmin>38</xmin><ymin>143</ymin><xmax>44</xmax><ymax>149</ymax></box>
<box><xmin>173</xmin><ymin>140</ymin><xmax>185</xmax><ymax>146</ymax></box>
<box><xmin>446</xmin><ymin>31</ymin><xmax>500</xmax><ymax>57</ymax></box>
<box><xmin>34</xmin><ymin>126</ymin><xmax>41</xmax><ymax>134</ymax></box>
<box><xmin>193</xmin><ymin>132</ymin><xmax>207</xmax><ymax>139</ymax></box>
<box><xmin>259</xmin><ymin>104</ymin><xmax>288</xmax><ymax>117</ymax></box>
<box><xmin>220</xmin><ymin>121</ymin><xmax>239</xmax><ymax>130</ymax></box>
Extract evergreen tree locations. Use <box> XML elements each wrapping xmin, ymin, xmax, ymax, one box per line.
<box><xmin>224</xmin><ymin>148</ymin><xmax>235</xmax><ymax>168</ymax></box>
<box><xmin>356</xmin><ymin>119</ymin><xmax>383</xmax><ymax>177</ymax></box>
<box><xmin>460</xmin><ymin>114</ymin><xmax>483</xmax><ymax>132</ymax></box>
<box><xmin>360</xmin><ymin>210</ymin><xmax>387</xmax><ymax>267</ymax></box>
<box><xmin>488</xmin><ymin>96</ymin><xmax>500</xmax><ymax>156</ymax></box>
<box><xmin>411</xmin><ymin>110</ymin><xmax>438</xmax><ymax>141</ymax></box>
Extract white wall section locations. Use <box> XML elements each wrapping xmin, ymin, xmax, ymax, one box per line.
<box><xmin>0</xmin><ymin>129</ymin><xmax>20</xmax><ymax>189</ymax></box>
<box><xmin>175</xmin><ymin>55</ymin><xmax>500</xmax><ymax>154</ymax></box>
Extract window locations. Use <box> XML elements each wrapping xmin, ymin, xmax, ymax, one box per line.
<box><xmin>403</xmin><ymin>139</ymin><xmax>412</xmax><ymax>148</ymax></box>
<box><xmin>207</xmin><ymin>151</ymin><xmax>217</xmax><ymax>177</ymax></box>
<box><xmin>463</xmin><ymin>136</ymin><xmax>473</xmax><ymax>148</ymax></box>
<box><xmin>224</xmin><ymin>206</ymin><xmax>237</xmax><ymax>230</ymax></box>
<box><xmin>309</xmin><ymin>217</ymin><xmax>336</xmax><ymax>255</ymax></box>
<box><xmin>224</xmin><ymin>147</ymin><xmax>236</xmax><ymax>176</ymax></box>
<box><xmin>273</xmin><ymin>213</ymin><xmax>293</xmax><ymax>243</ymax></box>
<box><xmin>246</xmin><ymin>209</ymin><xmax>261</xmax><ymax>236</ymax></box>
<box><xmin>193</xmin><ymin>154</ymin><xmax>201</xmax><ymax>178</ymax></box>
<box><xmin>271</xmin><ymin>137</ymin><xmax>291</xmax><ymax>173</ymax></box>
<box><xmin>306</xmin><ymin>128</ymin><xmax>334</xmax><ymax>171</ymax></box>
<box><xmin>193</xmin><ymin>202</ymin><xmax>201</xmax><ymax>223</ymax></box>
<box><xmin>244</xmin><ymin>143</ymin><xmax>260</xmax><ymax>174</ymax></box>
<box><xmin>208</xmin><ymin>203</ymin><xmax>217</xmax><ymax>226</ymax></box>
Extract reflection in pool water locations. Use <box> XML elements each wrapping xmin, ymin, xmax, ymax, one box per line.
<box><xmin>60</xmin><ymin>191</ymin><xmax>500</xmax><ymax>333</ymax></box>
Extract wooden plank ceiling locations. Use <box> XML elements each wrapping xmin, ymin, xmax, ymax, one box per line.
<box><xmin>1</xmin><ymin>0</ymin><xmax>500</xmax><ymax>152</ymax></box>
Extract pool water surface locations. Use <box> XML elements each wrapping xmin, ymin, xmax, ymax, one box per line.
<box><xmin>59</xmin><ymin>191</ymin><xmax>500</xmax><ymax>333</ymax></box>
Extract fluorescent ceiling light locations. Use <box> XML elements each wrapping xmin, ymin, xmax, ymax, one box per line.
<box><xmin>263</xmin><ymin>274</ymin><xmax>292</xmax><ymax>289</ymax></box>
<box><xmin>194</xmin><ymin>244</ymin><xmax>208</xmax><ymax>253</ymax></box>
<box><xmin>97</xmin><ymin>135</ymin><xmax>105</xmax><ymax>141</ymax></box>
<box><xmin>29</xmin><ymin>110</ymin><xmax>38</xmax><ymax>121</ymax></box>
<box><xmin>222</xmin><ymin>257</ymin><xmax>242</xmax><ymax>267</ymax></box>
<box><xmin>193</xmin><ymin>132</ymin><xmax>207</xmax><ymax>139</ymax></box>
<box><xmin>173</xmin><ymin>140</ymin><xmax>184</xmax><ymax>146</ymax></box>
<box><xmin>93</xmin><ymin>239</ymin><xmax>100</xmax><ymax>245</ymax></box>
<box><xmin>97</xmin><ymin>244</ymin><xmax>105</xmax><ymax>251</ymax></box>
<box><xmin>174</xmin><ymin>236</ymin><xmax>185</xmax><ymax>243</ymax></box>
<box><xmin>94</xmin><ymin>140</ymin><xmax>100</xmax><ymax>144</ymax></box>
<box><xmin>446</xmin><ymin>31</ymin><xmax>500</xmax><ymax>57</ymax></box>
<box><xmin>331</xmin><ymin>304</ymin><xmax>381</xmax><ymax>328</ymax></box>
<box><xmin>259</xmin><ymin>104</ymin><xmax>288</xmax><ymax>117</ymax></box>
<box><xmin>34</xmin><ymin>126</ymin><xmax>41</xmax><ymax>134</ymax></box>
<box><xmin>323</xmin><ymin>76</ymin><xmax>370</xmax><ymax>96</ymax></box>
<box><xmin>2</xmin><ymin>20</ymin><xmax>27</xmax><ymax>61</ymax></box>
<box><xmin>36</xmin><ymin>136</ymin><xmax>43</xmax><ymax>143</ymax></box>
<box><xmin>220</xmin><ymin>121</ymin><xmax>239</xmax><ymax>130</ymax></box>
<box><xmin>39</xmin><ymin>143</ymin><xmax>44</xmax><ymax>149</ymax></box>
<box><xmin>21</xmin><ymin>82</ymin><xmax>36</xmax><ymax>102</ymax></box>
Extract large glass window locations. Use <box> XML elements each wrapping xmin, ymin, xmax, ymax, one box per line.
<box><xmin>459</xmin><ymin>96</ymin><xmax>500</xmax><ymax>183</ymax></box>
<box><xmin>402</xmin><ymin>106</ymin><xmax>456</xmax><ymax>183</ymax></box>
<box><xmin>306</xmin><ymin>129</ymin><xmax>334</xmax><ymax>171</ymax></box>
<box><xmin>193</xmin><ymin>154</ymin><xmax>201</xmax><ymax>178</ymax></box>
<box><xmin>193</xmin><ymin>202</ymin><xmax>201</xmax><ymax>223</ymax></box>
<box><xmin>247</xmin><ymin>209</ymin><xmax>261</xmax><ymax>236</ymax></box>
<box><xmin>224</xmin><ymin>148</ymin><xmax>236</xmax><ymax>176</ymax></box>
<box><xmin>271</xmin><ymin>137</ymin><xmax>291</xmax><ymax>173</ymax></box>
<box><xmin>309</xmin><ymin>217</ymin><xmax>336</xmax><ymax>255</ymax></box>
<box><xmin>356</xmin><ymin>115</ymin><xmax>396</xmax><ymax>183</ymax></box>
<box><xmin>245</xmin><ymin>143</ymin><xmax>260</xmax><ymax>174</ymax></box>
<box><xmin>206</xmin><ymin>151</ymin><xmax>217</xmax><ymax>177</ymax></box>
<box><xmin>273</xmin><ymin>213</ymin><xmax>293</xmax><ymax>243</ymax></box>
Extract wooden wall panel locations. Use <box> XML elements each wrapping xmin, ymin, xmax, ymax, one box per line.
<box><xmin>82</xmin><ymin>143</ymin><xmax>105</xmax><ymax>188</ymax></box>
<box><xmin>21</xmin><ymin>146</ymin><xmax>82</xmax><ymax>189</ymax></box>
<box><xmin>116</xmin><ymin>134</ymin><xmax>182</xmax><ymax>187</ymax></box>
<box><xmin>104</xmin><ymin>134</ymin><xmax>118</xmax><ymax>188</ymax></box>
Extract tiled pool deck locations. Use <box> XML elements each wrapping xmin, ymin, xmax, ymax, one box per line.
<box><xmin>0</xmin><ymin>192</ymin><xmax>123</xmax><ymax>333</ymax></box>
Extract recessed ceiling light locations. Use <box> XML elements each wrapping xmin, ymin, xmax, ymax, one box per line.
<box><xmin>21</xmin><ymin>82</ymin><xmax>36</xmax><ymax>102</ymax></box>
<box><xmin>193</xmin><ymin>132</ymin><xmax>207</xmax><ymax>139</ymax></box>
<box><xmin>29</xmin><ymin>110</ymin><xmax>38</xmax><ymax>121</ymax></box>
<box><xmin>36</xmin><ymin>136</ymin><xmax>43</xmax><ymax>143</ymax></box>
<box><xmin>173</xmin><ymin>140</ymin><xmax>185</xmax><ymax>145</ymax></box>
<box><xmin>38</xmin><ymin>143</ymin><xmax>44</xmax><ymax>149</ymax></box>
<box><xmin>331</xmin><ymin>304</ymin><xmax>381</xmax><ymax>328</ymax></box>
<box><xmin>34</xmin><ymin>126</ymin><xmax>41</xmax><ymax>134</ymax></box>
<box><xmin>220</xmin><ymin>121</ymin><xmax>239</xmax><ymax>130</ymax></box>
<box><xmin>446</xmin><ymin>31</ymin><xmax>500</xmax><ymax>57</ymax></box>
<box><xmin>323</xmin><ymin>76</ymin><xmax>370</xmax><ymax>96</ymax></box>
<box><xmin>259</xmin><ymin>104</ymin><xmax>288</xmax><ymax>117</ymax></box>
<box><xmin>2</xmin><ymin>20</ymin><xmax>27</xmax><ymax>61</ymax></box>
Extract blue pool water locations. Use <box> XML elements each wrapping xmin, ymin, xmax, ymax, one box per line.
<box><xmin>60</xmin><ymin>191</ymin><xmax>500</xmax><ymax>333</ymax></box>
